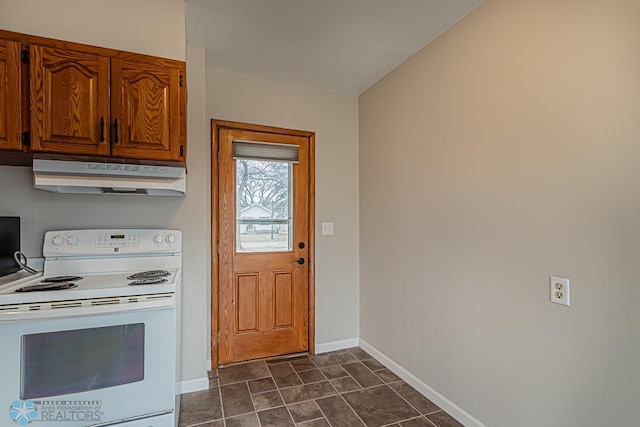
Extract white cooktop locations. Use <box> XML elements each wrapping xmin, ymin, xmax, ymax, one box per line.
<box><xmin>0</xmin><ymin>269</ymin><xmax>181</xmax><ymax>305</ymax></box>
<box><xmin>0</xmin><ymin>229</ymin><xmax>183</xmax><ymax>306</ymax></box>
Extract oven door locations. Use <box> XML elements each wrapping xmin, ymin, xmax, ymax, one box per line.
<box><xmin>0</xmin><ymin>297</ymin><xmax>175</xmax><ymax>426</ymax></box>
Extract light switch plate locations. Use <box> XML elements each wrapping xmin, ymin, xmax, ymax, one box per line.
<box><xmin>321</xmin><ymin>222</ymin><xmax>334</xmax><ymax>235</ymax></box>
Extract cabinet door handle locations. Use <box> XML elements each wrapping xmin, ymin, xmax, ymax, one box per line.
<box><xmin>100</xmin><ymin>118</ymin><xmax>105</xmax><ymax>143</ymax></box>
<box><xmin>113</xmin><ymin>119</ymin><xmax>119</xmax><ymax>144</ymax></box>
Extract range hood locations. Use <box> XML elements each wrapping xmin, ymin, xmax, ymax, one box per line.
<box><xmin>33</xmin><ymin>159</ymin><xmax>186</xmax><ymax>196</ymax></box>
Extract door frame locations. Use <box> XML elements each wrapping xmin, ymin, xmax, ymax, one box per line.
<box><xmin>210</xmin><ymin>119</ymin><xmax>316</xmax><ymax>368</ymax></box>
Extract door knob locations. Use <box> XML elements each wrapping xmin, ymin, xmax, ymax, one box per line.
<box><xmin>295</xmin><ymin>257</ymin><xmax>305</xmax><ymax>265</ymax></box>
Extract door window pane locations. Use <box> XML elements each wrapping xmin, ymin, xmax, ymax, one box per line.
<box><xmin>236</xmin><ymin>159</ymin><xmax>293</xmax><ymax>252</ymax></box>
<box><xmin>21</xmin><ymin>324</ymin><xmax>145</xmax><ymax>399</ymax></box>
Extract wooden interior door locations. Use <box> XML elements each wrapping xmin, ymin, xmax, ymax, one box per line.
<box><xmin>30</xmin><ymin>45</ymin><xmax>110</xmax><ymax>155</ymax></box>
<box><xmin>111</xmin><ymin>59</ymin><xmax>184</xmax><ymax>161</ymax></box>
<box><xmin>0</xmin><ymin>39</ymin><xmax>23</xmax><ymax>151</ymax></box>
<box><xmin>218</xmin><ymin>126</ymin><xmax>311</xmax><ymax>365</ymax></box>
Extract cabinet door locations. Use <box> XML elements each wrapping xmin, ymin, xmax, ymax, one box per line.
<box><xmin>30</xmin><ymin>46</ymin><xmax>110</xmax><ymax>156</ymax></box>
<box><xmin>0</xmin><ymin>39</ymin><xmax>23</xmax><ymax>151</ymax></box>
<box><xmin>111</xmin><ymin>59</ymin><xmax>185</xmax><ymax>162</ymax></box>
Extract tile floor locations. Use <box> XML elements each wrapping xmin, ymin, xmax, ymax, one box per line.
<box><xmin>178</xmin><ymin>347</ymin><xmax>464</xmax><ymax>427</ymax></box>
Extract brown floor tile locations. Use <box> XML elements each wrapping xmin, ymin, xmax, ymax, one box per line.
<box><xmin>257</xmin><ymin>406</ymin><xmax>295</xmax><ymax>427</ymax></box>
<box><xmin>320</xmin><ymin>365</ymin><xmax>349</xmax><ymax>379</ymax></box>
<box><xmin>311</xmin><ymin>351</ymin><xmax>358</xmax><ymax>368</ymax></box>
<box><xmin>248</xmin><ymin>377</ymin><xmax>277</xmax><ymax>394</ymax></box>
<box><xmin>178</xmin><ymin>388</ymin><xmax>223</xmax><ymax>426</ymax></box>
<box><xmin>252</xmin><ymin>390</ymin><xmax>284</xmax><ymax>411</ymax></box>
<box><xmin>298</xmin><ymin>418</ymin><xmax>331</xmax><ymax>427</ymax></box>
<box><xmin>342</xmin><ymin>385</ymin><xmax>420</xmax><ymax>427</ymax></box>
<box><xmin>400</xmin><ymin>417</ymin><xmax>435</xmax><ymax>426</ymax></box>
<box><xmin>225</xmin><ymin>412</ymin><xmax>260</xmax><ymax>427</ymax></box>
<box><xmin>220</xmin><ymin>382</ymin><xmax>255</xmax><ymax>417</ymax></box>
<box><xmin>390</xmin><ymin>381</ymin><xmax>441</xmax><ymax>414</ymax></box>
<box><xmin>266</xmin><ymin>354</ymin><xmax>309</xmax><ymax>364</ymax></box>
<box><xmin>290</xmin><ymin>357</ymin><xmax>317</xmax><ymax>371</ymax></box>
<box><xmin>375</xmin><ymin>368</ymin><xmax>402</xmax><ymax>383</ymax></box>
<box><xmin>183</xmin><ymin>348</ymin><xmax>462</xmax><ymax>427</ymax></box>
<box><xmin>315</xmin><ymin>395</ymin><xmax>365</xmax><ymax>427</ymax></box>
<box><xmin>362</xmin><ymin>358</ymin><xmax>385</xmax><ymax>371</ymax></box>
<box><xmin>196</xmin><ymin>420</ymin><xmax>225</xmax><ymax>427</ymax></box>
<box><xmin>287</xmin><ymin>400</ymin><xmax>324</xmax><ymax>423</ymax></box>
<box><xmin>347</xmin><ymin>347</ymin><xmax>373</xmax><ymax>360</ymax></box>
<box><xmin>426</xmin><ymin>411</ymin><xmax>464</xmax><ymax>427</ymax></box>
<box><xmin>219</xmin><ymin>361</ymin><xmax>271</xmax><ymax>385</ymax></box>
<box><xmin>315</xmin><ymin>349</ymin><xmax>348</xmax><ymax>356</ymax></box>
<box><xmin>330</xmin><ymin>376</ymin><xmax>362</xmax><ymax>393</ymax></box>
<box><xmin>341</xmin><ymin>362</ymin><xmax>384</xmax><ymax>388</ymax></box>
<box><xmin>279</xmin><ymin>381</ymin><xmax>336</xmax><ymax>404</ymax></box>
<box><xmin>268</xmin><ymin>362</ymin><xmax>304</xmax><ymax>388</ymax></box>
<box><xmin>298</xmin><ymin>369</ymin><xmax>326</xmax><ymax>384</ymax></box>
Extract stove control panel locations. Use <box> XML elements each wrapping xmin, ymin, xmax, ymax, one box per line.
<box><xmin>96</xmin><ymin>233</ymin><xmax>140</xmax><ymax>248</ymax></box>
<box><xmin>43</xmin><ymin>229</ymin><xmax>182</xmax><ymax>256</ymax></box>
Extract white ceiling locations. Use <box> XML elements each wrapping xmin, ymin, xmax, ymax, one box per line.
<box><xmin>186</xmin><ymin>0</ymin><xmax>483</xmax><ymax>95</ymax></box>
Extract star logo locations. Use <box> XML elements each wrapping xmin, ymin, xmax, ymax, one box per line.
<box><xmin>9</xmin><ymin>400</ymin><xmax>38</xmax><ymax>425</ymax></box>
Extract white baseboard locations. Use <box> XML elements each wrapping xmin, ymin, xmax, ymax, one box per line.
<box><xmin>315</xmin><ymin>337</ymin><xmax>359</xmax><ymax>354</ymax></box>
<box><xmin>177</xmin><ymin>377</ymin><xmax>209</xmax><ymax>395</ymax></box>
<box><xmin>359</xmin><ymin>339</ymin><xmax>487</xmax><ymax>427</ymax></box>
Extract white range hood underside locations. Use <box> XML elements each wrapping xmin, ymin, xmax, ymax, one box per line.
<box><xmin>33</xmin><ymin>159</ymin><xmax>187</xmax><ymax>196</ymax></box>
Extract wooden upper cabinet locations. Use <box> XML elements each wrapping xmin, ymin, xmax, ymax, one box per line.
<box><xmin>30</xmin><ymin>45</ymin><xmax>110</xmax><ymax>156</ymax></box>
<box><xmin>0</xmin><ymin>30</ymin><xmax>186</xmax><ymax>164</ymax></box>
<box><xmin>0</xmin><ymin>39</ymin><xmax>23</xmax><ymax>151</ymax></box>
<box><xmin>111</xmin><ymin>59</ymin><xmax>185</xmax><ymax>162</ymax></box>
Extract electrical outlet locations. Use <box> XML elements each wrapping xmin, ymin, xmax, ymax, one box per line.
<box><xmin>550</xmin><ymin>277</ymin><xmax>570</xmax><ymax>306</ymax></box>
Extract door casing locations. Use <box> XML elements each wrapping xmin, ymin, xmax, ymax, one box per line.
<box><xmin>210</xmin><ymin>119</ymin><xmax>315</xmax><ymax>368</ymax></box>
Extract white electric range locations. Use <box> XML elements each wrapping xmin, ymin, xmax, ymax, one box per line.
<box><xmin>0</xmin><ymin>229</ymin><xmax>182</xmax><ymax>427</ymax></box>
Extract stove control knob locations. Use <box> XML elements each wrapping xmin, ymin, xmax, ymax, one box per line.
<box><xmin>153</xmin><ymin>234</ymin><xmax>164</xmax><ymax>244</ymax></box>
<box><xmin>51</xmin><ymin>235</ymin><xmax>65</xmax><ymax>246</ymax></box>
<box><xmin>66</xmin><ymin>235</ymin><xmax>79</xmax><ymax>245</ymax></box>
<box><xmin>165</xmin><ymin>234</ymin><xmax>176</xmax><ymax>244</ymax></box>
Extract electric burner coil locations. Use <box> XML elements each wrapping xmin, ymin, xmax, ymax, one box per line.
<box><xmin>41</xmin><ymin>276</ymin><xmax>83</xmax><ymax>283</ymax></box>
<box><xmin>17</xmin><ymin>282</ymin><xmax>78</xmax><ymax>292</ymax></box>
<box><xmin>126</xmin><ymin>270</ymin><xmax>170</xmax><ymax>280</ymax></box>
<box><xmin>129</xmin><ymin>278</ymin><xmax>169</xmax><ymax>286</ymax></box>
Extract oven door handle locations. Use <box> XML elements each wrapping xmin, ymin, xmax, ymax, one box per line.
<box><xmin>0</xmin><ymin>295</ymin><xmax>175</xmax><ymax>322</ymax></box>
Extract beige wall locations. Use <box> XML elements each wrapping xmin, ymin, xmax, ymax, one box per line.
<box><xmin>206</xmin><ymin>68</ymin><xmax>360</xmax><ymax>346</ymax></box>
<box><xmin>0</xmin><ymin>0</ymin><xmax>186</xmax><ymax>60</ymax></box>
<box><xmin>180</xmin><ymin>46</ymin><xmax>210</xmax><ymax>383</ymax></box>
<box><xmin>359</xmin><ymin>0</ymin><xmax>640</xmax><ymax>426</ymax></box>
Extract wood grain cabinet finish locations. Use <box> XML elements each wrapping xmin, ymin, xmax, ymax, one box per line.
<box><xmin>0</xmin><ymin>29</ymin><xmax>186</xmax><ymax>164</ymax></box>
<box><xmin>111</xmin><ymin>59</ymin><xmax>185</xmax><ymax>162</ymax></box>
<box><xmin>30</xmin><ymin>45</ymin><xmax>110</xmax><ymax>156</ymax></box>
<box><xmin>0</xmin><ymin>39</ymin><xmax>23</xmax><ymax>151</ymax></box>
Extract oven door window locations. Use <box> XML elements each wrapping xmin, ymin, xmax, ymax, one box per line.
<box><xmin>21</xmin><ymin>324</ymin><xmax>144</xmax><ymax>399</ymax></box>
